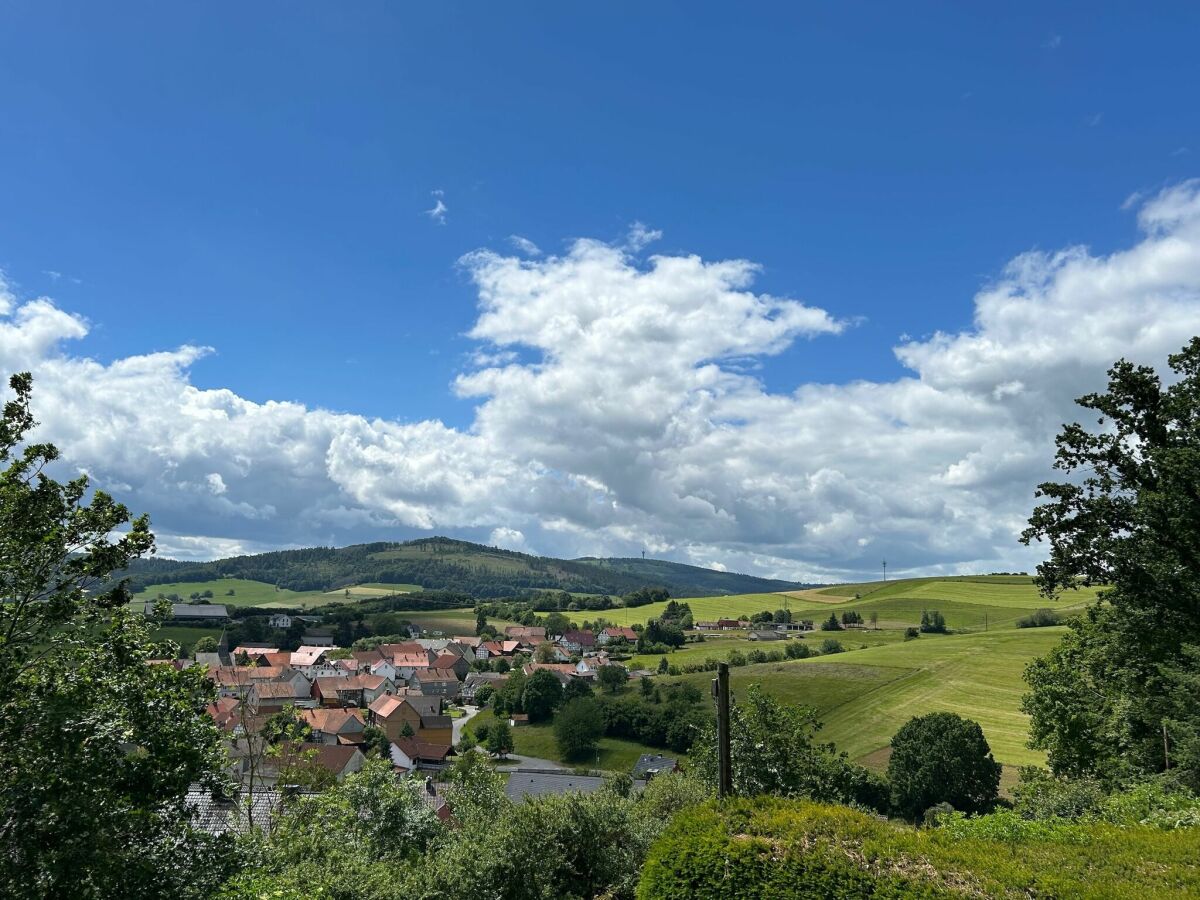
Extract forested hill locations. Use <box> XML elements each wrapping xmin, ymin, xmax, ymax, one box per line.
<box><xmin>120</xmin><ymin>536</ymin><xmax>812</xmax><ymax>599</ymax></box>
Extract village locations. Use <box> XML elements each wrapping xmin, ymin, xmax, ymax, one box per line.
<box><xmin>155</xmin><ymin>609</ymin><xmax>824</xmax><ymax>832</ymax></box>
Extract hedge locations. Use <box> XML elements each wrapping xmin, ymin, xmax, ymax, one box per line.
<box><xmin>637</xmin><ymin>797</ymin><xmax>1200</xmax><ymax>899</ymax></box>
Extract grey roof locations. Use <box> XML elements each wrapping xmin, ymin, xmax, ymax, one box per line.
<box><xmin>503</xmin><ymin>769</ymin><xmax>645</xmax><ymax>802</ymax></box>
<box><xmin>404</xmin><ymin>695</ymin><xmax>442</xmax><ymax>717</ymax></box>
<box><xmin>463</xmin><ymin>672</ymin><xmax>507</xmax><ymax>686</ymax></box>
<box><xmin>748</xmin><ymin>629</ymin><xmax>784</xmax><ymax>640</ymax></box>
<box><xmin>420</xmin><ymin>714</ymin><xmax>453</xmax><ymax>730</ymax></box>
<box><xmin>632</xmin><ymin>754</ymin><xmax>679</xmax><ymax>779</ymax></box>
<box><xmin>185</xmin><ymin>788</ymin><xmax>285</xmax><ymax>834</ymax></box>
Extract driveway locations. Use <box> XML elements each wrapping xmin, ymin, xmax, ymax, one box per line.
<box><xmin>452</xmin><ymin>704</ymin><xmax>482</xmax><ymax>744</ymax></box>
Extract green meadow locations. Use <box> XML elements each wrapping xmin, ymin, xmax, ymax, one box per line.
<box><xmin>134</xmin><ymin>577</ymin><xmax>425</xmax><ymax>610</ymax></box>
<box><xmin>602</xmin><ymin>575</ymin><xmax>1100</xmax><ymax>628</ymax></box>
<box><xmin>467</xmin><ymin>708</ymin><xmax>670</xmax><ymax>774</ymax></box>
<box><xmin>667</xmin><ymin>627</ymin><xmax>1066</xmax><ymax>769</ymax></box>
<box><xmin>133</xmin><ymin>577</ymin><xmax>325</xmax><ymax>609</ymax></box>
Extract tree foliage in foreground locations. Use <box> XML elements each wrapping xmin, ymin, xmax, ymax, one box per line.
<box><xmin>220</xmin><ymin>758</ymin><xmax>711</xmax><ymax>900</ymax></box>
<box><xmin>689</xmin><ymin>685</ymin><xmax>887</xmax><ymax>813</ymax></box>
<box><xmin>0</xmin><ymin>374</ymin><xmax>234</xmax><ymax>898</ymax></box>
<box><xmin>1021</xmin><ymin>339</ymin><xmax>1200</xmax><ymax>789</ymax></box>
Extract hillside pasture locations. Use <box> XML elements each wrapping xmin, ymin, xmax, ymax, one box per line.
<box><xmin>604</xmin><ymin>576</ymin><xmax>1099</xmax><ymax>628</ymax></box>
<box><xmin>133</xmin><ymin>577</ymin><xmax>325</xmax><ymax>609</ymax></box>
<box><xmin>319</xmin><ymin>582</ymin><xmax>422</xmax><ymax>600</ymax></box>
<box><xmin>666</xmin><ymin>627</ymin><xmax>1064</xmax><ymax>768</ymax></box>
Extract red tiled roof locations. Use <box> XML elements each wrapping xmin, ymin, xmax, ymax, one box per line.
<box><xmin>302</xmin><ymin>708</ymin><xmax>365</xmax><ymax>734</ymax></box>
<box><xmin>602</xmin><ymin>626</ymin><xmax>638</xmax><ymax>641</ymax></box>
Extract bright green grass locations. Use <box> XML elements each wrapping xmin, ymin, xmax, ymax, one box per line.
<box><xmin>602</xmin><ymin>594</ymin><xmax>809</xmax><ymax>627</ymax></box>
<box><xmin>602</xmin><ymin>577</ymin><xmax>1100</xmax><ymax>628</ymax></box>
<box><xmin>468</xmin><ymin>709</ymin><xmax>670</xmax><ymax>774</ymax></box>
<box><xmin>134</xmin><ymin>578</ymin><xmax>325</xmax><ymax>609</ymax></box>
<box><xmin>678</xmin><ymin>628</ymin><xmax>1064</xmax><ymax>767</ymax></box>
<box><xmin>151</xmin><ymin>624</ymin><xmax>222</xmax><ymax>653</ymax></box>
<box><xmin>320</xmin><ymin>582</ymin><xmax>422</xmax><ymax>600</ymax></box>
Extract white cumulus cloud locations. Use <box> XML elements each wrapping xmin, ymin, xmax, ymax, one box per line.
<box><xmin>5</xmin><ymin>181</ymin><xmax>1200</xmax><ymax>580</ymax></box>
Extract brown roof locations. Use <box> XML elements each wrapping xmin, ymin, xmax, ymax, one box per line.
<box><xmin>392</xmin><ymin>652</ymin><xmax>433</xmax><ymax>668</ymax></box>
<box><xmin>369</xmin><ymin>694</ymin><xmax>406</xmax><ymax>719</ymax></box>
<box><xmin>601</xmin><ymin>626</ymin><xmax>638</xmax><ymax>641</ymax></box>
<box><xmin>392</xmin><ymin>737</ymin><xmax>453</xmax><ymax>761</ymax></box>
<box><xmin>302</xmin><ymin>708</ymin><xmax>365</xmax><ymax>734</ymax></box>
<box><xmin>412</xmin><ymin>668</ymin><xmax>460</xmax><ymax>684</ymax></box>
<box><xmin>278</xmin><ymin>742</ymin><xmax>363</xmax><ymax>775</ymax></box>
<box><xmin>206</xmin><ymin>697</ymin><xmax>241</xmax><ymax>729</ymax></box>
<box><xmin>432</xmin><ymin>653</ymin><xmax>462</xmax><ymax>668</ymax></box>
<box><xmin>253</xmin><ymin>682</ymin><xmax>301</xmax><ymax>700</ymax></box>
<box><xmin>505</xmin><ymin>626</ymin><xmax>546</xmax><ymax>638</ymax></box>
<box><xmin>379</xmin><ymin>642</ymin><xmax>426</xmax><ymax>657</ymax></box>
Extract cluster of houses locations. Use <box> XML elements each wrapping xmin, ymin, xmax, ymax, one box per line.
<box><xmin>173</xmin><ymin>623</ymin><xmax>645</xmax><ymax>791</ymax></box>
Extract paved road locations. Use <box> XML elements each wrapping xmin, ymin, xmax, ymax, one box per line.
<box><xmin>452</xmin><ymin>704</ymin><xmax>482</xmax><ymax>744</ymax></box>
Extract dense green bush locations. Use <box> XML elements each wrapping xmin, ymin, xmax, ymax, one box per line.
<box><xmin>1015</xmin><ymin>608</ymin><xmax>1062</xmax><ymax>628</ymax></box>
<box><xmin>887</xmin><ymin>712</ymin><xmax>1001</xmax><ymax>820</ymax></box>
<box><xmin>637</xmin><ymin>797</ymin><xmax>1200</xmax><ymax>900</ymax></box>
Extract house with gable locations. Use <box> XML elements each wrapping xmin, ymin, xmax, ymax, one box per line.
<box><xmin>409</xmin><ymin>667</ymin><xmax>461</xmax><ymax>699</ymax></box>
<box><xmin>597</xmin><ymin>626</ymin><xmax>638</xmax><ymax>646</ymax></box>
<box><xmin>301</xmin><ymin>707</ymin><xmax>366</xmax><ymax>745</ymax></box>
<box><xmin>388</xmin><ymin>737</ymin><xmax>455</xmax><ymax>773</ymax></box>
<box><xmin>431</xmin><ymin>652</ymin><xmax>470</xmax><ymax>681</ymax></box>
<box><xmin>557</xmin><ymin>630</ymin><xmax>597</xmax><ymax>655</ymax></box>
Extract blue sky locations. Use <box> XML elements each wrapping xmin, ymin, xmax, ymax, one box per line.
<box><xmin>2</xmin><ymin>2</ymin><xmax>1199</xmax><ymax>578</ymax></box>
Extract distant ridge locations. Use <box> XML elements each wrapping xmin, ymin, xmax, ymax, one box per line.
<box><xmin>122</xmin><ymin>536</ymin><xmax>813</xmax><ymax>599</ymax></box>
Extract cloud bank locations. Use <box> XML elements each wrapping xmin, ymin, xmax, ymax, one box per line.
<box><xmin>5</xmin><ymin>182</ymin><xmax>1200</xmax><ymax>580</ymax></box>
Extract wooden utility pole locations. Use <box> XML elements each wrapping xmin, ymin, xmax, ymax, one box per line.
<box><xmin>713</xmin><ymin>662</ymin><xmax>733</xmax><ymax>798</ymax></box>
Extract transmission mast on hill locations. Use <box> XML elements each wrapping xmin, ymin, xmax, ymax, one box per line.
<box><xmin>882</xmin><ymin>559</ymin><xmax>887</xmax><ymax>582</ymax></box>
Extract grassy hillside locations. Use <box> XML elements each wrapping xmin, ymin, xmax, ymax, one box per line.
<box><xmin>666</xmin><ymin>627</ymin><xmax>1063</xmax><ymax>768</ymax></box>
<box><xmin>134</xmin><ymin>578</ymin><xmax>325</xmax><ymax>609</ymax></box>
<box><xmin>605</xmin><ymin>576</ymin><xmax>1100</xmax><ymax>628</ymax></box>
<box><xmin>123</xmin><ymin>537</ymin><xmax>809</xmax><ymax>599</ymax></box>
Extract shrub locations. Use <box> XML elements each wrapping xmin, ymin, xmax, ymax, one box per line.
<box><xmin>819</xmin><ymin>638</ymin><xmax>843</xmax><ymax>654</ymax></box>
<box><xmin>888</xmin><ymin>712</ymin><xmax>1001</xmax><ymax>820</ymax></box>
<box><xmin>820</xmin><ymin>613</ymin><xmax>843</xmax><ymax>631</ymax></box>
<box><xmin>904</xmin><ymin>627</ymin><xmax>920</xmax><ymax>640</ymax></box>
<box><xmin>919</xmin><ymin>610</ymin><xmax>947</xmax><ymax>633</ymax></box>
<box><xmin>637</xmin><ymin>797</ymin><xmax>1200</xmax><ymax>900</ymax></box>
<box><xmin>473</xmin><ymin>684</ymin><xmax>495</xmax><ymax>707</ymax></box>
<box><xmin>1016</xmin><ymin>608</ymin><xmax>1062</xmax><ymax>628</ymax></box>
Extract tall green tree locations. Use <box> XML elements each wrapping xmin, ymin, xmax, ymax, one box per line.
<box><xmin>0</xmin><ymin>374</ymin><xmax>235</xmax><ymax>898</ymax></box>
<box><xmin>521</xmin><ymin>668</ymin><xmax>564</xmax><ymax>721</ymax></box>
<box><xmin>1021</xmin><ymin>340</ymin><xmax>1200</xmax><ymax>788</ymax></box>
<box><xmin>554</xmin><ymin>697</ymin><xmax>605</xmax><ymax>760</ymax></box>
<box><xmin>887</xmin><ymin>712</ymin><xmax>1001</xmax><ymax>820</ymax></box>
